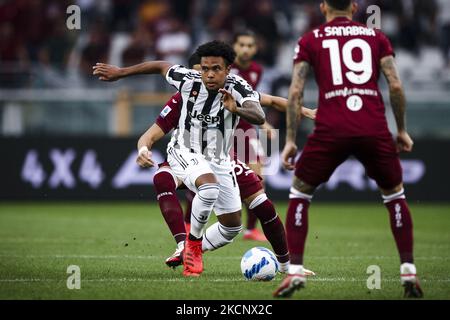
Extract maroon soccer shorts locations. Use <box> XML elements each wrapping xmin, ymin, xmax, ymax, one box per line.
<box><xmin>295</xmin><ymin>134</ymin><xmax>403</xmax><ymax>190</ymax></box>
<box><xmin>157</xmin><ymin>160</ymin><xmax>264</xmax><ymax>198</ymax></box>
<box><xmin>233</xmin><ymin>159</ymin><xmax>264</xmax><ymax>199</ymax></box>
<box><xmin>231</xmin><ymin>128</ymin><xmax>265</xmax><ymax>165</ymax></box>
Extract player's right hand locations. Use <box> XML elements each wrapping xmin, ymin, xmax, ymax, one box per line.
<box><xmin>300</xmin><ymin>107</ymin><xmax>317</xmax><ymax>120</ymax></box>
<box><xmin>397</xmin><ymin>131</ymin><xmax>413</xmax><ymax>153</ymax></box>
<box><xmin>92</xmin><ymin>63</ymin><xmax>122</xmax><ymax>81</ymax></box>
<box><xmin>136</xmin><ymin>147</ymin><xmax>155</xmax><ymax>168</ymax></box>
<box><xmin>281</xmin><ymin>141</ymin><xmax>298</xmax><ymax>170</ymax></box>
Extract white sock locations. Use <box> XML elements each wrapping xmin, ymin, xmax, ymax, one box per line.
<box><xmin>400</xmin><ymin>262</ymin><xmax>417</xmax><ymax>284</ymax></box>
<box><xmin>202</xmin><ymin>222</ymin><xmax>242</xmax><ymax>252</ymax></box>
<box><xmin>190</xmin><ymin>183</ymin><xmax>219</xmax><ymax>239</ymax></box>
<box><xmin>288</xmin><ymin>264</ymin><xmax>304</xmax><ymax>275</ymax></box>
<box><xmin>278</xmin><ymin>261</ymin><xmax>290</xmax><ymax>273</ymax></box>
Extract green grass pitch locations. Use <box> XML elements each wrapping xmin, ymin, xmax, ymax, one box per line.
<box><xmin>0</xmin><ymin>202</ymin><xmax>449</xmax><ymax>300</ymax></box>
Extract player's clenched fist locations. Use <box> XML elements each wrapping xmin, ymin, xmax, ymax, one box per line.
<box><xmin>281</xmin><ymin>140</ymin><xmax>298</xmax><ymax>171</ymax></box>
<box><xmin>396</xmin><ymin>130</ymin><xmax>414</xmax><ymax>153</ymax></box>
<box><xmin>92</xmin><ymin>63</ymin><xmax>123</xmax><ymax>81</ymax></box>
<box><xmin>136</xmin><ymin>146</ymin><xmax>155</xmax><ymax>168</ymax></box>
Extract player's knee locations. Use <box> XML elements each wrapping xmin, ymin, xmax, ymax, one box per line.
<box><xmin>197</xmin><ymin>183</ymin><xmax>220</xmax><ymax>204</ymax></box>
<box><xmin>290</xmin><ymin>186</ymin><xmax>314</xmax><ymax>202</ymax></box>
<box><xmin>248</xmin><ymin>192</ymin><xmax>268</xmax><ymax>209</ymax></box>
<box><xmin>243</xmin><ymin>190</ymin><xmax>265</xmax><ymax>207</ymax></box>
<box><xmin>153</xmin><ymin>168</ymin><xmax>176</xmax><ymax>193</ymax></box>
<box><xmin>218</xmin><ymin>223</ymin><xmax>243</xmax><ymax>241</ymax></box>
<box><xmin>292</xmin><ymin>177</ymin><xmax>316</xmax><ymax>194</ymax></box>
<box><xmin>380</xmin><ymin>183</ymin><xmax>404</xmax><ymax>197</ymax></box>
<box><xmin>381</xmin><ymin>184</ymin><xmax>406</xmax><ymax>203</ymax></box>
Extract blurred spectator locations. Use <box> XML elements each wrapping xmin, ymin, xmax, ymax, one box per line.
<box><xmin>204</xmin><ymin>0</ymin><xmax>235</xmax><ymax>43</ymax></box>
<box><xmin>242</xmin><ymin>0</ymin><xmax>280</xmax><ymax>66</ymax></box>
<box><xmin>170</xmin><ymin>0</ymin><xmax>195</xmax><ymax>22</ymax></box>
<box><xmin>122</xmin><ymin>24</ymin><xmax>154</xmax><ymax>67</ymax></box>
<box><xmin>436</xmin><ymin>0</ymin><xmax>450</xmax><ymax>67</ymax></box>
<box><xmin>39</xmin><ymin>2</ymin><xmax>77</xmax><ymax>72</ymax></box>
<box><xmin>109</xmin><ymin>0</ymin><xmax>139</xmax><ymax>32</ymax></box>
<box><xmin>1</xmin><ymin>0</ymin><xmax>450</xmax><ymax>89</ymax></box>
<box><xmin>154</xmin><ymin>16</ymin><xmax>191</xmax><ymax>65</ymax></box>
<box><xmin>79</xmin><ymin>21</ymin><xmax>110</xmax><ymax>79</ymax></box>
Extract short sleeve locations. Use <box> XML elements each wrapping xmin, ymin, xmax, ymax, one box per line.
<box><xmin>293</xmin><ymin>36</ymin><xmax>312</xmax><ymax>65</ymax></box>
<box><xmin>378</xmin><ymin>31</ymin><xmax>395</xmax><ymax>59</ymax></box>
<box><xmin>229</xmin><ymin>76</ymin><xmax>260</xmax><ymax>106</ymax></box>
<box><xmin>165</xmin><ymin>65</ymin><xmax>194</xmax><ymax>91</ymax></box>
<box><xmin>155</xmin><ymin>93</ymin><xmax>182</xmax><ymax>133</ymax></box>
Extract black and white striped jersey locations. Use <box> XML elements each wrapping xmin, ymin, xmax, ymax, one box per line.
<box><xmin>165</xmin><ymin>64</ymin><xmax>260</xmax><ymax>163</ymax></box>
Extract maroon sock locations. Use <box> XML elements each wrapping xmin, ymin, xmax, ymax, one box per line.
<box><xmin>246</xmin><ymin>208</ymin><xmax>258</xmax><ymax>230</ymax></box>
<box><xmin>153</xmin><ymin>171</ymin><xmax>186</xmax><ymax>244</ymax></box>
<box><xmin>184</xmin><ymin>190</ymin><xmax>195</xmax><ymax>224</ymax></box>
<box><xmin>250</xmin><ymin>198</ymin><xmax>289</xmax><ymax>263</ymax></box>
<box><xmin>384</xmin><ymin>196</ymin><xmax>414</xmax><ymax>263</ymax></box>
<box><xmin>285</xmin><ymin>198</ymin><xmax>310</xmax><ymax>265</ymax></box>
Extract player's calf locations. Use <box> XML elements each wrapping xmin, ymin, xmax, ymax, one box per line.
<box><xmin>202</xmin><ymin>222</ymin><xmax>242</xmax><ymax>251</ymax></box>
<box><xmin>190</xmin><ymin>182</ymin><xmax>220</xmax><ymax>239</ymax></box>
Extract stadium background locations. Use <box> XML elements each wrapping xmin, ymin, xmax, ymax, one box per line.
<box><xmin>0</xmin><ymin>0</ymin><xmax>449</xmax><ymax>300</ymax></box>
<box><xmin>1</xmin><ymin>0</ymin><xmax>449</xmax><ymax>201</ymax></box>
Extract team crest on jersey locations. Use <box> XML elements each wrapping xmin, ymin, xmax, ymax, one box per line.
<box><xmin>160</xmin><ymin>105</ymin><xmax>172</xmax><ymax>118</ymax></box>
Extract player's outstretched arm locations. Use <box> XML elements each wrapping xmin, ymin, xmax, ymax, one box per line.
<box><xmin>259</xmin><ymin>93</ymin><xmax>316</xmax><ymax>120</ymax></box>
<box><xmin>219</xmin><ymin>89</ymin><xmax>265</xmax><ymax>125</ymax></box>
<box><xmin>93</xmin><ymin>61</ymin><xmax>173</xmax><ymax>81</ymax></box>
<box><xmin>380</xmin><ymin>55</ymin><xmax>413</xmax><ymax>152</ymax></box>
<box><xmin>282</xmin><ymin>61</ymin><xmax>310</xmax><ymax>170</ymax></box>
<box><xmin>136</xmin><ymin>124</ymin><xmax>166</xmax><ymax>168</ymax></box>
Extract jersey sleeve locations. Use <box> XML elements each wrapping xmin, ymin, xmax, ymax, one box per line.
<box><xmin>293</xmin><ymin>35</ymin><xmax>313</xmax><ymax>65</ymax></box>
<box><xmin>378</xmin><ymin>31</ymin><xmax>395</xmax><ymax>59</ymax></box>
<box><xmin>155</xmin><ymin>92</ymin><xmax>182</xmax><ymax>134</ymax></box>
<box><xmin>230</xmin><ymin>76</ymin><xmax>260</xmax><ymax>106</ymax></box>
<box><xmin>165</xmin><ymin>65</ymin><xmax>194</xmax><ymax>91</ymax></box>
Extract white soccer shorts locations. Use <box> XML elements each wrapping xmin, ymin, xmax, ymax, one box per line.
<box><xmin>167</xmin><ymin>147</ymin><xmax>241</xmax><ymax>215</ymax></box>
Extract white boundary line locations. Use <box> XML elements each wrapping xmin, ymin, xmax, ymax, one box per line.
<box><xmin>0</xmin><ymin>254</ymin><xmax>448</xmax><ymax>260</ymax></box>
<box><xmin>0</xmin><ymin>277</ymin><xmax>449</xmax><ymax>283</ymax></box>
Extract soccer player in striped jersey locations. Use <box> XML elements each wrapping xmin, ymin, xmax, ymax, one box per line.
<box><xmin>94</xmin><ymin>41</ymin><xmax>265</xmax><ymax>277</ymax></box>
<box><xmin>184</xmin><ymin>31</ymin><xmax>270</xmax><ymax>241</ymax></box>
<box><xmin>142</xmin><ymin>52</ymin><xmax>316</xmax><ymax>275</ymax></box>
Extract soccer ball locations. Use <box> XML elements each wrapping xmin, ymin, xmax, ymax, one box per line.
<box><xmin>240</xmin><ymin>247</ymin><xmax>278</xmax><ymax>281</ymax></box>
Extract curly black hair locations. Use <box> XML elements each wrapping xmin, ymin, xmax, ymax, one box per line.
<box><xmin>194</xmin><ymin>40</ymin><xmax>236</xmax><ymax>67</ymax></box>
<box><xmin>188</xmin><ymin>52</ymin><xmax>201</xmax><ymax>68</ymax></box>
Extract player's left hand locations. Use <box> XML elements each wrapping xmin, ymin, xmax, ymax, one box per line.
<box><xmin>397</xmin><ymin>130</ymin><xmax>413</xmax><ymax>152</ymax></box>
<box><xmin>219</xmin><ymin>88</ymin><xmax>238</xmax><ymax>113</ymax></box>
<box><xmin>260</xmin><ymin>121</ymin><xmax>277</xmax><ymax>140</ymax></box>
<box><xmin>136</xmin><ymin>147</ymin><xmax>155</xmax><ymax>168</ymax></box>
<box><xmin>281</xmin><ymin>140</ymin><xmax>298</xmax><ymax>170</ymax></box>
<box><xmin>92</xmin><ymin>63</ymin><xmax>122</xmax><ymax>81</ymax></box>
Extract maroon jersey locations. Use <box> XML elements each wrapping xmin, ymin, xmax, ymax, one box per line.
<box><xmin>155</xmin><ymin>92</ymin><xmax>181</xmax><ymax>134</ymax></box>
<box><xmin>230</xmin><ymin>61</ymin><xmax>263</xmax><ymax>131</ymax></box>
<box><xmin>294</xmin><ymin>17</ymin><xmax>394</xmax><ymax>137</ymax></box>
